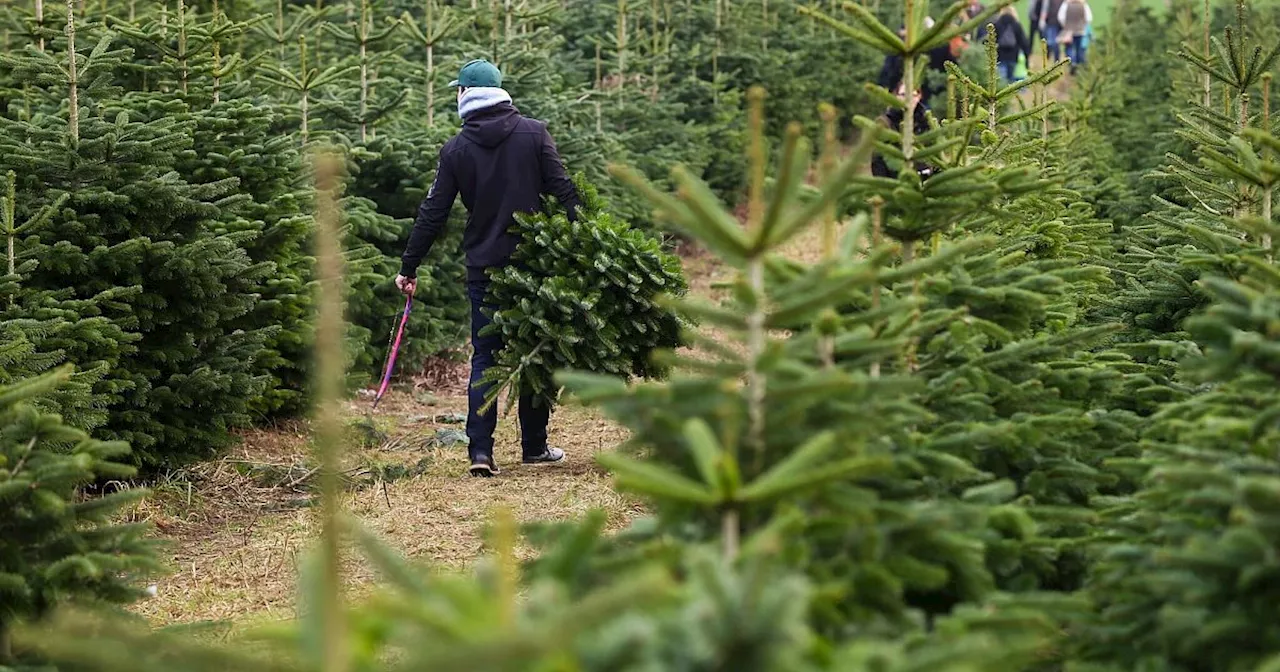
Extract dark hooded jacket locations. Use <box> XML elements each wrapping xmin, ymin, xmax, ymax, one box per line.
<box><xmin>876</xmin><ymin>41</ymin><xmax>959</xmax><ymax>110</ymax></box>
<box><xmin>871</xmin><ymin>103</ymin><xmax>934</xmax><ymax>179</ymax></box>
<box><xmin>399</xmin><ymin>101</ymin><xmax>581</xmax><ymax>282</ymax></box>
<box><xmin>994</xmin><ymin>13</ymin><xmax>1030</xmax><ymax>64</ymax></box>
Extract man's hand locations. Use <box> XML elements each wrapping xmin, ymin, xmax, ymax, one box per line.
<box><xmin>395</xmin><ymin>274</ymin><xmax>417</xmax><ymax>296</ymax></box>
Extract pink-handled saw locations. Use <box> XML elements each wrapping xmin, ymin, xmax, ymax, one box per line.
<box><xmin>372</xmin><ymin>294</ymin><xmax>413</xmax><ymax>410</ymax></box>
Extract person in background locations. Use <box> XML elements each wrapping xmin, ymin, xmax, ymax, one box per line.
<box><xmin>1058</xmin><ymin>0</ymin><xmax>1093</xmax><ymax>74</ymax></box>
<box><xmin>870</xmin><ymin>85</ymin><xmax>933</xmax><ymax>180</ymax></box>
<box><xmin>993</xmin><ymin>6</ymin><xmax>1030</xmax><ymax>84</ymax></box>
<box><xmin>873</xmin><ymin>22</ymin><xmax>941</xmax><ymax>180</ymax></box>
<box><xmin>876</xmin><ymin>18</ymin><xmax>961</xmax><ymax>110</ymax></box>
<box><xmin>1028</xmin><ymin>0</ymin><xmax>1044</xmax><ymax>53</ymax></box>
<box><xmin>964</xmin><ymin>0</ymin><xmax>987</xmax><ymax>40</ymax></box>
<box><xmin>1038</xmin><ymin>0</ymin><xmax>1066</xmax><ymax>62</ymax></box>
<box><xmin>395</xmin><ymin>58</ymin><xmax>581</xmax><ymax>478</ymax></box>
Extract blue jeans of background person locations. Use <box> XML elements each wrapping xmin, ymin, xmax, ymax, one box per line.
<box><xmin>998</xmin><ymin>60</ymin><xmax>1017</xmax><ymax>84</ymax></box>
<box><xmin>1043</xmin><ymin>23</ymin><xmax>1061</xmax><ymax>61</ymax></box>
<box><xmin>466</xmin><ymin>279</ymin><xmax>549</xmax><ymax>463</ymax></box>
<box><xmin>1068</xmin><ymin>34</ymin><xmax>1087</xmax><ymax>69</ymax></box>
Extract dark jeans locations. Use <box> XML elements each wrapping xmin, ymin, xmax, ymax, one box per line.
<box><xmin>1067</xmin><ymin>35</ymin><xmax>1087</xmax><ymax>69</ymax></box>
<box><xmin>998</xmin><ymin>60</ymin><xmax>1017</xmax><ymax>84</ymax></box>
<box><xmin>1043</xmin><ymin>24</ymin><xmax>1062</xmax><ymax>62</ymax></box>
<box><xmin>466</xmin><ymin>279</ymin><xmax>549</xmax><ymax>463</ymax></box>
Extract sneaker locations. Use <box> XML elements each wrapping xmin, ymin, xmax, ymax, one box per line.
<box><xmin>469</xmin><ymin>456</ymin><xmax>501</xmax><ymax>478</ymax></box>
<box><xmin>522</xmin><ymin>447</ymin><xmax>566</xmax><ymax>465</ymax></box>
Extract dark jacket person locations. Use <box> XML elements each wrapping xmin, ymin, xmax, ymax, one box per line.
<box><xmin>993</xmin><ymin>8</ymin><xmax>1031</xmax><ymax>83</ymax></box>
<box><xmin>875</xmin><ymin>18</ymin><xmax>965</xmax><ymax>111</ymax></box>
<box><xmin>396</xmin><ymin>58</ymin><xmax>581</xmax><ymax>477</ymax></box>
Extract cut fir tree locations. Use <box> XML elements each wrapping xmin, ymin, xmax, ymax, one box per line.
<box><xmin>478</xmin><ymin>176</ymin><xmax>686</xmax><ymax>411</ymax></box>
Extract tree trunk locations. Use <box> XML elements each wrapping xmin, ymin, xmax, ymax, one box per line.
<box><xmin>35</xmin><ymin>0</ymin><xmax>43</xmax><ymax>50</ymax></box>
<box><xmin>1264</xmin><ymin>185</ymin><xmax>1273</xmax><ymax>252</ymax></box>
<box><xmin>66</xmin><ymin>0</ymin><xmax>78</xmax><ymax>141</ymax></box>
<box><xmin>650</xmin><ymin>0</ymin><xmax>659</xmax><ymax>92</ymax></box>
<box><xmin>721</xmin><ymin>508</ymin><xmax>739</xmax><ymax>561</ymax></box>
<box><xmin>712</xmin><ymin>0</ymin><xmax>721</xmax><ymax>90</ymax></box>
<box><xmin>5</xmin><ymin>173</ymin><xmax>16</xmax><ymax>305</ymax></box>
<box><xmin>276</xmin><ymin>0</ymin><xmax>285</xmax><ymax>62</ymax></box>
<box><xmin>745</xmin><ymin>88</ymin><xmax>767</xmax><ymax>479</ymax></box>
<box><xmin>178</xmin><ymin>0</ymin><xmax>188</xmax><ymax>95</ymax></box>
<box><xmin>300</xmin><ymin>35</ymin><xmax>310</xmax><ymax>143</ymax></box>
<box><xmin>1263</xmin><ymin>76</ymin><xmax>1272</xmax><ymax>252</ymax></box>
<box><xmin>311</xmin><ymin>150</ymin><xmax>351</xmax><ymax>672</ymax></box>
<box><xmin>869</xmin><ymin>198</ymin><xmax>883</xmax><ymax>379</ymax></box>
<box><xmin>594</xmin><ymin>41</ymin><xmax>602</xmax><ymax>88</ymax></box>
<box><xmin>490</xmin><ymin>0</ymin><xmax>498</xmax><ymax>58</ymax></box>
<box><xmin>819</xmin><ymin>104</ymin><xmax>837</xmax><ymax>258</ymax></box>
<box><xmin>0</xmin><ymin>620</ymin><xmax>12</xmax><ymax>667</ymax></box>
<box><xmin>425</xmin><ymin>0</ymin><xmax>435</xmax><ymax>127</ymax></box>
<box><xmin>359</xmin><ymin>0</ymin><xmax>369</xmax><ymax>142</ymax></box>
<box><xmin>1202</xmin><ymin>0</ymin><xmax>1211</xmax><ymax>108</ymax></box>
<box><xmin>761</xmin><ymin>0</ymin><xmax>767</xmax><ymax>50</ymax></box>
<box><xmin>426</xmin><ymin>43</ymin><xmax>435</xmax><ymax>127</ymax></box>
<box><xmin>213</xmin><ymin>42</ymin><xmax>220</xmax><ymax>103</ymax></box>
<box><xmin>6</xmin><ymin>219</ymin><xmax>14</xmax><ymax>280</ymax></box>
<box><xmin>359</xmin><ymin>39</ymin><xmax>368</xmax><ymax>142</ymax></box>
<box><xmin>617</xmin><ymin>0</ymin><xmax>627</xmax><ymax>92</ymax></box>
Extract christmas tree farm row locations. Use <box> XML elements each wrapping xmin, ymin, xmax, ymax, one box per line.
<box><xmin>3</xmin><ymin>0</ymin><xmax>1280</xmax><ymax>669</ymax></box>
<box><xmin>0</xmin><ymin>0</ymin><xmax>898</xmax><ymax>467</ymax></box>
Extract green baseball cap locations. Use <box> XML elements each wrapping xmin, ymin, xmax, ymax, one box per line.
<box><xmin>448</xmin><ymin>59</ymin><xmax>503</xmax><ymax>88</ymax></box>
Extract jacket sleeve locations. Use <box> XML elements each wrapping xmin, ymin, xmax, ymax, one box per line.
<box><xmin>1084</xmin><ymin>3</ymin><xmax>1092</xmax><ymax>22</ymax></box>
<box><xmin>1057</xmin><ymin>2</ymin><xmax>1067</xmax><ymax>25</ymax></box>
<box><xmin>399</xmin><ymin>147</ymin><xmax>458</xmax><ymax>279</ymax></box>
<box><xmin>1017</xmin><ymin>21</ymin><xmax>1030</xmax><ymax>56</ymax></box>
<box><xmin>539</xmin><ymin>125</ymin><xmax>582</xmax><ymax>222</ymax></box>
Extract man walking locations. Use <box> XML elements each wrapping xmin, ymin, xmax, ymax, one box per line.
<box><xmin>395</xmin><ymin>58</ymin><xmax>581</xmax><ymax>477</ymax></box>
<box><xmin>1038</xmin><ymin>0</ymin><xmax>1067</xmax><ymax>63</ymax></box>
<box><xmin>1057</xmin><ymin>0</ymin><xmax>1093</xmax><ymax>74</ymax></box>
<box><xmin>1028</xmin><ymin>0</ymin><xmax>1043</xmax><ymax>53</ymax></box>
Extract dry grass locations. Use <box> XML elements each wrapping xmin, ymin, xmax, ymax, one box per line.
<box><xmin>130</xmin><ymin>369</ymin><xmax>636</xmax><ymax>626</ymax></box>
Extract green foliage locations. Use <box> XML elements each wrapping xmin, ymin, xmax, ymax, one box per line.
<box><xmin>0</xmin><ymin>171</ymin><xmax>125</xmax><ymax>430</ymax></box>
<box><xmin>170</xmin><ymin>94</ymin><xmax>317</xmax><ymax>417</ymax></box>
<box><xmin>1080</xmin><ymin>2</ymin><xmax>1181</xmax><ymax>222</ymax></box>
<box><xmin>8</xmin><ymin>1</ymin><xmax>1280</xmax><ymax>671</ymax></box>
<box><xmin>0</xmin><ymin>0</ymin><xmax>931</xmax><ymax>468</ymax></box>
<box><xmin>0</xmin><ymin>368</ymin><xmax>157</xmax><ymax>667</ymax></box>
<box><xmin>480</xmin><ymin>177</ymin><xmax>687</xmax><ymax>409</ymax></box>
<box><xmin>1072</xmin><ymin>3</ymin><xmax>1280</xmax><ymax>670</ymax></box>
<box><xmin>0</xmin><ymin>46</ymin><xmax>276</xmax><ymax>465</ymax></box>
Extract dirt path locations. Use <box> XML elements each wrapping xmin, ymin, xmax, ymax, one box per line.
<box><xmin>127</xmin><ymin>392</ymin><xmax>637</xmax><ymax>626</ymax></box>
<box><xmin>127</xmin><ymin>249</ymin><xmax>734</xmax><ymax>628</ymax></box>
